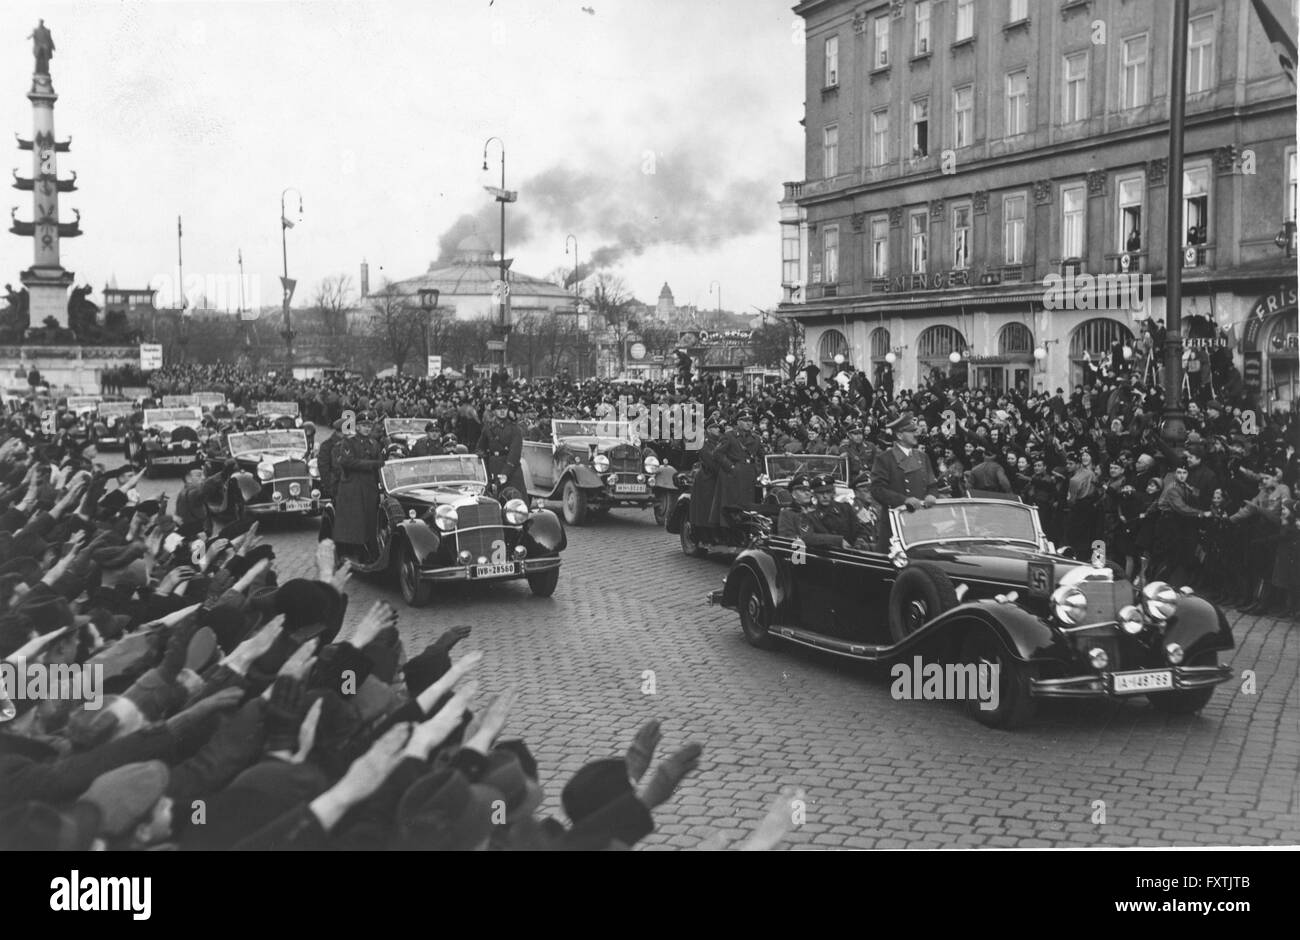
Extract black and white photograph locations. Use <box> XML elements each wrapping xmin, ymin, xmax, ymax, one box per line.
<box><xmin>0</xmin><ymin>0</ymin><xmax>1296</xmax><ymax>887</ymax></box>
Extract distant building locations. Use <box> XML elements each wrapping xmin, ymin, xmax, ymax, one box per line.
<box><xmin>656</xmin><ymin>282</ymin><xmax>676</xmax><ymax>320</ymax></box>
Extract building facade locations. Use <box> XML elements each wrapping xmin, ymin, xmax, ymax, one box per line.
<box><xmin>781</xmin><ymin>0</ymin><xmax>1298</xmax><ymax>408</ymax></box>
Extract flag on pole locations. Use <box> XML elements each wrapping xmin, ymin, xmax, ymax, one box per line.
<box><xmin>281</xmin><ymin>276</ymin><xmax>297</xmax><ymax>304</ymax></box>
<box><xmin>1250</xmin><ymin>0</ymin><xmax>1298</xmax><ymax>84</ymax></box>
<box><xmin>177</xmin><ymin>215</ymin><xmax>182</xmax><ymax>237</ymax></box>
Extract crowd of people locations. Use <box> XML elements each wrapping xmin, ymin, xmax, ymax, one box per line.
<box><xmin>0</xmin><ymin>350</ymin><xmax>1295</xmax><ymax>850</ymax></box>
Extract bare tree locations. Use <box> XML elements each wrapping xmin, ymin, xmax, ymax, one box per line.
<box><xmin>368</xmin><ymin>282</ymin><xmax>425</xmax><ymax>375</ymax></box>
<box><xmin>314</xmin><ymin>274</ymin><xmax>355</xmax><ymax>335</ymax></box>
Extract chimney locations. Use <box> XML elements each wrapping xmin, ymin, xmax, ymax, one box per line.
<box><xmin>360</xmin><ymin>261</ymin><xmax>370</xmax><ymax>299</ymax></box>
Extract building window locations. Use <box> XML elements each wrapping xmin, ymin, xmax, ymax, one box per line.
<box><xmin>917</xmin><ymin>325</ymin><xmax>968</xmax><ymax>359</ymax></box>
<box><xmin>915</xmin><ymin>0</ymin><xmax>931</xmax><ymax>55</ymax></box>
<box><xmin>956</xmin><ymin>0</ymin><xmax>975</xmax><ymax>41</ymax></box>
<box><xmin>782</xmin><ymin>225</ymin><xmax>800</xmax><ymax>286</ymax></box>
<box><xmin>1062</xmin><ymin>184</ymin><xmax>1085</xmax><ymax>259</ymax></box>
<box><xmin>1006</xmin><ymin>69</ymin><xmax>1028</xmax><ymax>136</ymax></box>
<box><xmin>823</xmin><ymin>225</ymin><xmax>840</xmax><ymax>283</ymax></box>
<box><xmin>1288</xmin><ymin>151</ymin><xmax>1297</xmax><ymax>222</ymax></box>
<box><xmin>910</xmin><ymin>211</ymin><xmax>928</xmax><ymax>273</ymax></box>
<box><xmin>1118</xmin><ymin>176</ymin><xmax>1143</xmax><ymax>252</ymax></box>
<box><xmin>1183</xmin><ymin>166</ymin><xmax>1209</xmax><ymax>245</ymax></box>
<box><xmin>825</xmin><ymin>35</ymin><xmax>839</xmax><ymax>86</ymax></box>
<box><xmin>818</xmin><ymin>329</ymin><xmax>850</xmax><ymax>366</ymax></box>
<box><xmin>874</xmin><ymin>15</ymin><xmax>890</xmax><ymax>68</ymax></box>
<box><xmin>871</xmin><ymin>217</ymin><xmax>889</xmax><ymax>277</ymax></box>
<box><xmin>952</xmin><ymin>203</ymin><xmax>972</xmax><ymax>269</ymax></box>
<box><xmin>1003</xmin><ymin>193</ymin><xmax>1026</xmax><ymax>264</ymax></box>
<box><xmin>1121</xmin><ymin>35</ymin><xmax>1148</xmax><ymax>109</ymax></box>
<box><xmin>912</xmin><ymin>98</ymin><xmax>929</xmax><ymax>157</ymax></box>
<box><xmin>823</xmin><ymin>124</ymin><xmax>839</xmax><ymax>178</ymax></box>
<box><xmin>870</xmin><ymin>109</ymin><xmax>890</xmax><ymax>166</ymax></box>
<box><xmin>953</xmin><ymin>85</ymin><xmax>973</xmax><ymax>148</ymax></box>
<box><xmin>1063</xmin><ymin>51</ymin><xmax>1088</xmax><ymax>123</ymax></box>
<box><xmin>1188</xmin><ymin>14</ymin><xmax>1214</xmax><ymax>93</ymax></box>
<box><xmin>1009</xmin><ymin>0</ymin><xmax>1027</xmax><ymax>22</ymax></box>
<box><xmin>999</xmin><ymin>322</ymin><xmax>1034</xmax><ymax>355</ymax></box>
<box><xmin>870</xmin><ymin>327</ymin><xmax>891</xmax><ymax>359</ymax></box>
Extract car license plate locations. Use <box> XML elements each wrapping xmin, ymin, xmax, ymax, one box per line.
<box><xmin>474</xmin><ymin>563</ymin><xmax>516</xmax><ymax>578</ymax></box>
<box><xmin>615</xmin><ymin>483</ymin><xmax>646</xmax><ymax>494</ymax></box>
<box><xmin>1111</xmin><ymin>670</ymin><xmax>1174</xmax><ymax>694</ymax></box>
<box><xmin>281</xmin><ymin>499</ymin><xmax>312</xmax><ymax>511</ymax></box>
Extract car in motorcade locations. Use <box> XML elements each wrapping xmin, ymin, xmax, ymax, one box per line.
<box><xmin>668</xmin><ymin>453</ymin><xmax>855</xmax><ymax>557</ymax></box>
<box><xmin>161</xmin><ymin>392</ymin><xmax>226</xmax><ymax>413</ymax></box>
<box><xmin>320</xmin><ymin>454</ymin><xmax>566</xmax><ymax>607</ymax></box>
<box><xmin>707</xmin><ymin>497</ymin><xmax>1234</xmax><ymax>728</ymax></box>
<box><xmin>521</xmin><ymin>419</ymin><xmax>675</xmax><ymax>525</ymax></box>
<box><xmin>208</xmin><ymin>428</ymin><xmax>328</xmax><ymax>518</ymax></box>
<box><xmin>125</xmin><ymin>406</ymin><xmax>208</xmax><ymax>474</ymax></box>
<box><xmin>250</xmin><ymin>400</ymin><xmax>304</xmax><ymax>428</ymax></box>
<box><xmin>59</xmin><ymin>394</ymin><xmax>102</xmax><ymax>418</ymax></box>
<box><xmin>382</xmin><ymin>418</ymin><xmax>432</xmax><ymax>456</ymax></box>
<box><xmin>89</xmin><ymin>400</ymin><xmax>137</xmax><ymax>450</ymax></box>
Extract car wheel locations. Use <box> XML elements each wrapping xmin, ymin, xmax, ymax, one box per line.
<box><xmin>527</xmin><ymin>567</ymin><xmax>560</xmax><ymax>598</ymax></box>
<box><xmin>562</xmin><ymin>480</ymin><xmax>588</xmax><ymax>526</ymax></box>
<box><xmin>959</xmin><ymin>628</ymin><xmax>1037</xmax><ymax>729</ymax></box>
<box><xmin>680</xmin><ymin>518</ymin><xmax>706</xmax><ymax>557</ymax></box>
<box><xmin>1146</xmin><ymin>651</ymin><xmax>1218</xmax><ymax>714</ymax></box>
<box><xmin>887</xmin><ymin>562</ymin><xmax>959</xmax><ymax>643</ymax></box>
<box><xmin>397</xmin><ymin>539</ymin><xmax>433</xmax><ymax>607</ymax></box>
<box><xmin>738</xmin><ymin>573</ymin><xmax>776</xmax><ymax>650</ymax></box>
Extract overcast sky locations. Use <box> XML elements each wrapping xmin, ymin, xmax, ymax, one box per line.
<box><xmin>1</xmin><ymin>0</ymin><xmax>804</xmax><ymax>316</ymax></box>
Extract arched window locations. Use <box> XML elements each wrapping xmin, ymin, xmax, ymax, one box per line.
<box><xmin>916</xmin><ymin>325</ymin><xmax>967</xmax><ymax>359</ymax></box>
<box><xmin>1069</xmin><ymin>317</ymin><xmax>1134</xmax><ymax>358</ymax></box>
<box><xmin>869</xmin><ymin>327</ymin><xmax>891</xmax><ymax>359</ymax></box>
<box><xmin>998</xmin><ymin>322</ymin><xmax>1034</xmax><ymax>356</ymax></box>
<box><xmin>818</xmin><ymin>328</ymin><xmax>850</xmax><ymax>366</ymax></box>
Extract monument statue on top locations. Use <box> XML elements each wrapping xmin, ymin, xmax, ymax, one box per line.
<box><xmin>29</xmin><ymin>20</ymin><xmax>54</xmax><ymax>76</ymax></box>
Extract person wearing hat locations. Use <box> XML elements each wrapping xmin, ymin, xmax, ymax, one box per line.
<box><xmin>333</xmin><ymin>412</ymin><xmax>385</xmax><ymax>563</ymax></box>
<box><xmin>410</xmin><ymin>422</ymin><xmax>443</xmax><ymax>458</ymax></box>
<box><xmin>870</xmin><ymin>413</ymin><xmax>940</xmax><ymax>551</ymax></box>
<box><xmin>475</xmin><ymin>398</ymin><xmax>526</xmax><ymax>498</ymax></box>
<box><xmin>688</xmin><ymin>417</ymin><xmax>725</xmax><ymax>540</ymax></box>
<box><xmin>968</xmin><ymin>447</ymin><xmax>1012</xmax><ymax>495</ymax></box>
<box><xmin>840</xmin><ymin>423</ymin><xmax>877</xmax><ymax>482</ymax></box>
<box><xmin>776</xmin><ymin>474</ymin><xmax>845</xmax><ymax>548</ymax></box>
<box><xmin>711</xmin><ymin>411</ymin><xmax>763</xmax><ymax>529</ymax></box>
<box><xmin>315</xmin><ymin>419</ymin><xmax>345</xmax><ymax>499</ymax></box>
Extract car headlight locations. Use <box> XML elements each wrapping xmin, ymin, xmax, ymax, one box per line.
<box><xmin>1051</xmin><ymin>585</ymin><xmax>1088</xmax><ymax>625</ymax></box>
<box><xmin>644</xmin><ymin>455</ymin><xmax>660</xmax><ymax>473</ymax></box>
<box><xmin>593</xmin><ymin>454</ymin><xmax>610</xmax><ymax>472</ymax></box>
<box><xmin>1165</xmin><ymin>642</ymin><xmax>1185</xmax><ymax>665</ymax></box>
<box><xmin>1141</xmin><ymin>581</ymin><xmax>1178</xmax><ymax>621</ymax></box>
<box><xmin>1117</xmin><ymin>604</ymin><xmax>1144</xmax><ymax>634</ymax></box>
<box><xmin>435</xmin><ymin>504</ymin><xmax>458</xmax><ymax>532</ymax></box>
<box><xmin>504</xmin><ymin>498</ymin><xmax>529</xmax><ymax>524</ymax></box>
<box><xmin>408</xmin><ymin>509</ymin><xmax>417</xmax><ymax>519</ymax></box>
<box><xmin>257</xmin><ymin>464</ymin><xmax>273</xmax><ymax>481</ymax></box>
<box><xmin>308</xmin><ymin>458</ymin><xmax>319</xmax><ymax>477</ymax></box>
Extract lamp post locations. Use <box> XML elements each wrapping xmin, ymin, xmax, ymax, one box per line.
<box><xmin>709</xmin><ymin>280</ymin><xmax>721</xmax><ymax>316</ymax></box>
<box><xmin>483</xmin><ymin>137</ymin><xmax>510</xmax><ymax>377</ymax></box>
<box><xmin>419</xmin><ymin>288</ymin><xmax>440</xmax><ymax>374</ymax></box>
<box><xmin>1160</xmin><ymin>0</ymin><xmax>1191</xmax><ymax>445</ymax></box>
<box><xmin>280</xmin><ymin>187</ymin><xmax>303</xmax><ymax>365</ymax></box>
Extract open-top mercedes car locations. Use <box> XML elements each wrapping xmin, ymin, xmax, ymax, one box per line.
<box><xmin>126</xmin><ymin>406</ymin><xmax>207</xmax><ymax>474</ymax></box>
<box><xmin>708</xmin><ymin>497</ymin><xmax>1234</xmax><ymax>728</ymax></box>
<box><xmin>250</xmin><ymin>400</ymin><xmax>305</xmax><ymax>430</ymax></box>
<box><xmin>90</xmin><ymin>400</ymin><xmax>136</xmax><ymax>450</ymax></box>
<box><xmin>210</xmin><ymin>428</ymin><xmax>327</xmax><ymax>518</ymax></box>
<box><xmin>668</xmin><ymin>453</ymin><xmax>854</xmax><ymax>556</ymax></box>
<box><xmin>522</xmin><ymin>419</ymin><xmax>673</xmax><ymax>526</ymax></box>
<box><xmin>383</xmin><ymin>418</ymin><xmax>431</xmax><ymax>455</ymax></box>
<box><xmin>320</xmin><ymin>454</ymin><xmax>566</xmax><ymax>607</ymax></box>
<box><xmin>162</xmin><ymin>392</ymin><xmax>226</xmax><ymax>413</ymax></box>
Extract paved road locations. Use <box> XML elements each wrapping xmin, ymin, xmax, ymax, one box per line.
<box><xmin>135</xmin><ymin>467</ymin><xmax>1300</xmax><ymax>849</ymax></box>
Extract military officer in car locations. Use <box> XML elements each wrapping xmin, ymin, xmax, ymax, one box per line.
<box><xmin>476</xmin><ymin>398</ymin><xmax>526</xmax><ymax>497</ymax></box>
<box><xmin>870</xmin><ymin>412</ymin><xmax>940</xmax><ymax>550</ymax></box>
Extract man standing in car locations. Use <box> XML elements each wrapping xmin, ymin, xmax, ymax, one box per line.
<box><xmin>713</xmin><ymin>410</ymin><xmax>764</xmax><ymax>524</ymax></box>
<box><xmin>870</xmin><ymin>413</ymin><xmax>940</xmax><ymax>550</ymax></box>
<box><xmin>477</xmin><ymin>398</ymin><xmax>526</xmax><ymax>498</ymax></box>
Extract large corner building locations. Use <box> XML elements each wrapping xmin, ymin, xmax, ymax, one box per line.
<box><xmin>780</xmin><ymin>0</ymin><xmax>1298</xmax><ymax>408</ymax></box>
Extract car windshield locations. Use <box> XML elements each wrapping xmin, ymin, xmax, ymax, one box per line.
<box><xmin>552</xmin><ymin>419</ymin><xmax>639</xmax><ymax>444</ymax></box>
<box><xmin>895</xmin><ymin>500</ymin><xmax>1040</xmax><ymax>548</ymax></box>
<box><xmin>256</xmin><ymin>401</ymin><xmax>299</xmax><ymax>416</ymax></box>
<box><xmin>382</xmin><ymin>455</ymin><xmax>488</xmax><ymax>491</ymax></box>
<box><xmin>384</xmin><ymin>418</ymin><xmax>429</xmax><ymax>436</ymax></box>
<box><xmin>764</xmin><ymin>454</ymin><xmax>849</xmax><ymax>483</ymax></box>
<box><xmin>66</xmin><ymin>396</ymin><xmax>101</xmax><ymax>412</ymax></box>
<box><xmin>97</xmin><ymin>402</ymin><xmax>135</xmax><ymax>419</ymax></box>
<box><xmin>161</xmin><ymin>395</ymin><xmax>202</xmax><ymax>408</ymax></box>
<box><xmin>227</xmin><ymin>430</ymin><xmax>307</xmax><ymax>455</ymax></box>
<box><xmin>144</xmin><ymin>408</ymin><xmax>202</xmax><ymax>426</ymax></box>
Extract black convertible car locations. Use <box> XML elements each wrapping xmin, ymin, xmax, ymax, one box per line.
<box><xmin>320</xmin><ymin>455</ymin><xmax>566</xmax><ymax>607</ymax></box>
<box><xmin>709</xmin><ymin>498</ymin><xmax>1234</xmax><ymax>728</ymax></box>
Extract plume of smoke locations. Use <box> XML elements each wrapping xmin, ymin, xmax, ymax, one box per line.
<box><xmin>436</xmin><ymin>205</ymin><xmax>535</xmax><ymax>262</ymax></box>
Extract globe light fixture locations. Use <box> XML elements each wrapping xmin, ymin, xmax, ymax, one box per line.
<box><xmin>948</xmin><ymin>350</ymin><xmax>962</xmax><ymax>364</ymax></box>
<box><xmin>884</xmin><ymin>351</ymin><xmax>897</xmax><ymax>365</ymax></box>
<box><xmin>785</xmin><ymin>353</ymin><xmax>796</xmax><ymax>365</ymax></box>
<box><xmin>834</xmin><ymin>353</ymin><xmax>845</xmax><ymax>365</ymax></box>
<box><xmin>1033</xmin><ymin>346</ymin><xmax>1047</xmax><ymax>361</ymax></box>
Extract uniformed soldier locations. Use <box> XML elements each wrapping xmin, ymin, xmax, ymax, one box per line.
<box><xmin>776</xmin><ymin>473</ymin><xmax>851</xmax><ymax>549</ymax></box>
<box><xmin>870</xmin><ymin>412</ymin><xmax>941</xmax><ymax>550</ymax></box>
<box><xmin>712</xmin><ymin>410</ymin><xmax>765</xmax><ymax>526</ymax></box>
<box><xmin>839</xmin><ymin>422</ymin><xmax>878</xmax><ymax>482</ymax></box>
<box><xmin>476</xmin><ymin>398</ymin><xmax>526</xmax><ymax>497</ymax></box>
<box><xmin>809</xmin><ymin>473</ymin><xmax>868</xmax><ymax>548</ymax></box>
<box><xmin>803</xmin><ymin>426</ymin><xmax>831</xmax><ymax>455</ymax></box>
<box><xmin>410</xmin><ymin>422</ymin><xmax>444</xmax><ymax>457</ymax></box>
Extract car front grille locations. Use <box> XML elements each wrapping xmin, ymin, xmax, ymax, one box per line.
<box><xmin>455</xmin><ymin>499</ymin><xmax>504</xmax><ymax>559</ymax></box>
<box><xmin>270</xmin><ymin>459</ymin><xmax>310</xmax><ymax>498</ymax></box>
<box><xmin>607</xmin><ymin>444</ymin><xmax>641</xmax><ymax>474</ymax></box>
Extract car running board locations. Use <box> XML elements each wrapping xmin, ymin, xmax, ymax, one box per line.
<box><xmin>770</xmin><ymin>626</ymin><xmax>896</xmax><ymax>662</ymax></box>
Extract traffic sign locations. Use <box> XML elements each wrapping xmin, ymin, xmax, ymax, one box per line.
<box><xmin>426</xmin><ymin>355</ymin><xmax>442</xmax><ymax>377</ymax></box>
<box><xmin>483</xmin><ymin>186</ymin><xmax>518</xmax><ymax>203</ymax></box>
<box><xmin>486</xmin><ymin>340</ymin><xmax>506</xmax><ymax>352</ymax></box>
<box><xmin>140</xmin><ymin>343</ymin><xmax>163</xmax><ymax>371</ymax></box>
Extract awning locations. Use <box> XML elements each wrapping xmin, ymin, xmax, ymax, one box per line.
<box><xmin>789</xmin><ymin>287</ymin><xmax>1046</xmax><ymax>318</ymax></box>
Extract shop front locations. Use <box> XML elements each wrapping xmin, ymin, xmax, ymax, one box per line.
<box><xmin>1240</xmin><ymin>284</ymin><xmax>1299</xmax><ymax>409</ymax></box>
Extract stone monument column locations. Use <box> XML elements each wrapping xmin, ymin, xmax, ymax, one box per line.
<box><xmin>10</xmin><ymin>21</ymin><xmax>80</xmax><ymax>331</ymax></box>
